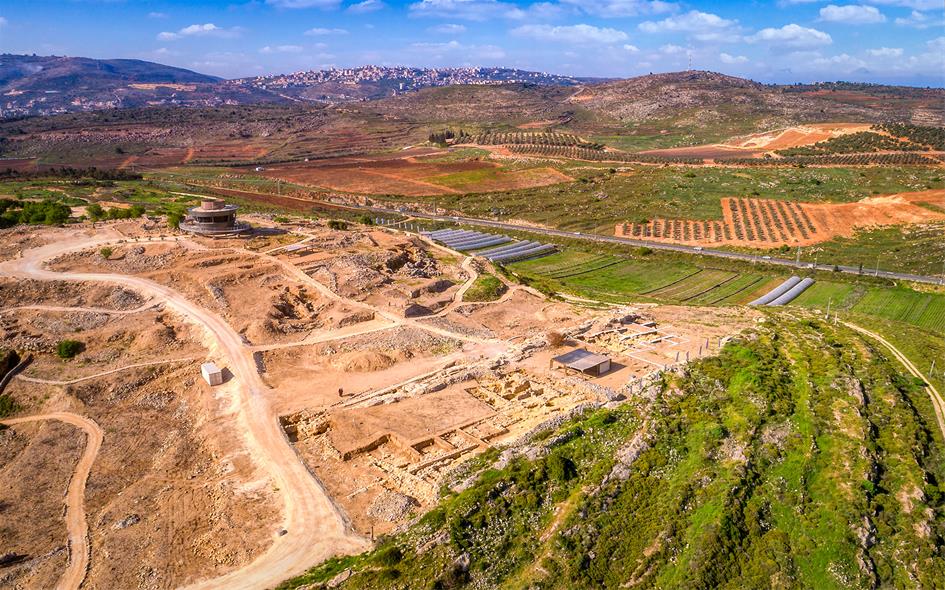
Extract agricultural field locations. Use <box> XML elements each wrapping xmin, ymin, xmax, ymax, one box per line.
<box><xmin>255</xmin><ymin>153</ymin><xmax>573</xmax><ymax>197</ymax></box>
<box><xmin>618</xmin><ymin>190</ymin><xmax>945</xmax><ymax>249</ymax></box>
<box><xmin>785</xmin><ymin>280</ymin><xmax>945</xmax><ymax>332</ymax></box>
<box><xmin>280</xmin><ymin>317</ymin><xmax>945</xmax><ymax>590</ymax></box>
<box><xmin>378</xmin><ymin>165</ymin><xmax>945</xmax><ymax>235</ymax></box>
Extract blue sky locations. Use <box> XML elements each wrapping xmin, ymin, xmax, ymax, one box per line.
<box><xmin>1</xmin><ymin>0</ymin><xmax>943</xmax><ymax>85</ymax></box>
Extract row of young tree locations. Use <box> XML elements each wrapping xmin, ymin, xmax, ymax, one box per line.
<box><xmin>776</xmin><ymin>131</ymin><xmax>927</xmax><ymax>157</ymax></box>
<box><xmin>0</xmin><ymin>167</ymin><xmax>143</xmax><ymax>181</ymax></box>
<box><xmin>874</xmin><ymin>122</ymin><xmax>945</xmax><ymax>150</ymax></box>
<box><xmin>465</xmin><ymin>132</ymin><xmax>602</xmax><ymax>149</ymax></box>
<box><xmin>506</xmin><ymin>144</ymin><xmax>704</xmax><ymax>165</ymax></box>
<box><xmin>0</xmin><ymin>198</ymin><xmax>146</xmax><ymax>229</ymax></box>
<box><xmin>428</xmin><ymin>129</ymin><xmax>469</xmax><ymax>145</ymax></box>
<box><xmin>721</xmin><ymin>153</ymin><xmax>941</xmax><ymax>166</ymax></box>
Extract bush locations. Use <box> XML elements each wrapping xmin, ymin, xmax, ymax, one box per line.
<box><xmin>56</xmin><ymin>339</ymin><xmax>83</xmax><ymax>359</ymax></box>
<box><xmin>99</xmin><ymin>247</ymin><xmax>113</xmax><ymax>259</ymax></box>
<box><xmin>328</xmin><ymin>220</ymin><xmax>349</xmax><ymax>231</ymax></box>
<box><xmin>86</xmin><ymin>203</ymin><xmax>105</xmax><ymax>221</ymax></box>
<box><xmin>357</xmin><ymin>214</ymin><xmax>374</xmax><ymax>226</ymax></box>
<box><xmin>167</xmin><ymin>211</ymin><xmax>184</xmax><ymax>229</ymax></box>
<box><xmin>546</xmin><ymin>330</ymin><xmax>565</xmax><ymax>348</ymax></box>
<box><xmin>546</xmin><ymin>452</ymin><xmax>577</xmax><ymax>482</ymax></box>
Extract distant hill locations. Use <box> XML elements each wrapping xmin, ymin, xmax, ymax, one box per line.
<box><xmin>0</xmin><ymin>54</ymin><xmax>283</xmax><ymax>118</ymax></box>
<box><xmin>232</xmin><ymin>66</ymin><xmax>597</xmax><ymax>102</ymax></box>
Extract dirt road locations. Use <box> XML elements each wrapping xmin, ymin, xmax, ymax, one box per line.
<box><xmin>1</xmin><ymin>232</ymin><xmax>369</xmax><ymax>589</ymax></box>
<box><xmin>0</xmin><ymin>412</ymin><xmax>103</xmax><ymax>590</ymax></box>
<box><xmin>844</xmin><ymin>322</ymin><xmax>945</xmax><ymax>442</ymax></box>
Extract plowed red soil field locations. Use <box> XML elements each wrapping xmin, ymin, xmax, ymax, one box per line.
<box><xmin>616</xmin><ymin>189</ymin><xmax>945</xmax><ymax>247</ymax></box>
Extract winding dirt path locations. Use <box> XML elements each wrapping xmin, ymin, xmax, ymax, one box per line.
<box><xmin>844</xmin><ymin>322</ymin><xmax>945</xmax><ymax>442</ymax></box>
<box><xmin>17</xmin><ymin>357</ymin><xmax>198</xmax><ymax>386</ymax></box>
<box><xmin>0</xmin><ymin>412</ymin><xmax>103</xmax><ymax>590</ymax></box>
<box><xmin>1</xmin><ymin>232</ymin><xmax>369</xmax><ymax>589</ymax></box>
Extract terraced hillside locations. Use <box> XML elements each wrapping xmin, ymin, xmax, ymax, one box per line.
<box><xmin>281</xmin><ymin>317</ymin><xmax>945</xmax><ymax>589</ymax></box>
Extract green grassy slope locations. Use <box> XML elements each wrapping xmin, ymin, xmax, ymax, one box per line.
<box><xmin>280</xmin><ymin>317</ymin><xmax>945</xmax><ymax>590</ymax></box>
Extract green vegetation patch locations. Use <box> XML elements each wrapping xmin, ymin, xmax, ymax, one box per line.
<box><xmin>280</xmin><ymin>318</ymin><xmax>945</xmax><ymax>589</ymax></box>
<box><xmin>462</xmin><ymin>273</ymin><xmax>507</xmax><ymax>302</ymax></box>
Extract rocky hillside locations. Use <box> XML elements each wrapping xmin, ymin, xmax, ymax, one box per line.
<box><xmin>0</xmin><ymin>54</ymin><xmax>284</xmax><ymax>118</ymax></box>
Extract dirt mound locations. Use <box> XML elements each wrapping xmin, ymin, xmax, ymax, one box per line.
<box><xmin>331</xmin><ymin>351</ymin><xmax>397</xmax><ymax>372</ymax></box>
<box><xmin>724</xmin><ymin>123</ymin><xmax>871</xmax><ymax>150</ymax></box>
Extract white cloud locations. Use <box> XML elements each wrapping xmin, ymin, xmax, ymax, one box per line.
<box><xmin>639</xmin><ymin>10</ymin><xmax>736</xmax><ymax>33</ymax></box>
<box><xmin>266</xmin><ymin>0</ymin><xmax>341</xmax><ymax>8</ymax></box>
<box><xmin>408</xmin><ymin>40</ymin><xmax>506</xmax><ymax>61</ymax></box>
<box><xmin>157</xmin><ymin>23</ymin><xmax>244</xmax><ymax>41</ymax></box>
<box><xmin>866</xmin><ymin>46</ymin><xmax>903</xmax><ymax>56</ymax></box>
<box><xmin>928</xmin><ymin>36</ymin><xmax>945</xmax><ymax>52</ymax></box>
<box><xmin>0</xmin><ymin>16</ymin><xmax>7</xmax><ymax>27</ymax></box>
<box><xmin>148</xmin><ymin>12</ymin><xmax>168</xmax><ymax>19</ymax></box>
<box><xmin>560</xmin><ymin>0</ymin><xmax>678</xmax><ymax>18</ymax></box>
<box><xmin>659</xmin><ymin>43</ymin><xmax>685</xmax><ymax>54</ymax></box>
<box><xmin>862</xmin><ymin>0</ymin><xmax>942</xmax><ymax>9</ymax></box>
<box><xmin>428</xmin><ymin>23</ymin><xmax>466</xmax><ymax>33</ymax></box>
<box><xmin>809</xmin><ymin>53</ymin><xmax>867</xmax><ymax>71</ymax></box>
<box><xmin>746</xmin><ymin>23</ymin><xmax>832</xmax><ymax>47</ymax></box>
<box><xmin>408</xmin><ymin>0</ymin><xmax>526</xmax><ymax>21</ymax></box>
<box><xmin>260</xmin><ymin>44</ymin><xmax>304</xmax><ymax>53</ymax></box>
<box><xmin>623</xmin><ymin>43</ymin><xmax>639</xmax><ymax>52</ymax></box>
<box><xmin>819</xmin><ymin>4</ymin><xmax>886</xmax><ymax>24</ymax></box>
<box><xmin>347</xmin><ymin>0</ymin><xmax>385</xmax><ymax>13</ymax></box>
<box><xmin>511</xmin><ymin>23</ymin><xmax>629</xmax><ymax>44</ymax></box>
<box><xmin>895</xmin><ymin>10</ymin><xmax>944</xmax><ymax>29</ymax></box>
<box><xmin>720</xmin><ymin>52</ymin><xmax>748</xmax><ymax>63</ymax></box>
<box><xmin>304</xmin><ymin>27</ymin><xmax>349</xmax><ymax>35</ymax></box>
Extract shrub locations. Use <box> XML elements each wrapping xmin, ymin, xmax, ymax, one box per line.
<box><xmin>357</xmin><ymin>214</ymin><xmax>374</xmax><ymax>226</ymax></box>
<box><xmin>86</xmin><ymin>203</ymin><xmax>105</xmax><ymax>221</ymax></box>
<box><xmin>546</xmin><ymin>330</ymin><xmax>565</xmax><ymax>348</ymax></box>
<box><xmin>167</xmin><ymin>211</ymin><xmax>184</xmax><ymax>229</ymax></box>
<box><xmin>546</xmin><ymin>452</ymin><xmax>577</xmax><ymax>482</ymax></box>
<box><xmin>375</xmin><ymin>545</ymin><xmax>403</xmax><ymax>567</ymax></box>
<box><xmin>56</xmin><ymin>339</ymin><xmax>83</xmax><ymax>359</ymax></box>
<box><xmin>328</xmin><ymin>220</ymin><xmax>349</xmax><ymax>231</ymax></box>
<box><xmin>99</xmin><ymin>247</ymin><xmax>113</xmax><ymax>259</ymax></box>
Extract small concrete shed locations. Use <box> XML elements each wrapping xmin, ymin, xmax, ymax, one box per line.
<box><xmin>201</xmin><ymin>362</ymin><xmax>223</xmax><ymax>386</ymax></box>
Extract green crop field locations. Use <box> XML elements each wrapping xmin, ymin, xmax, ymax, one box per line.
<box><xmin>686</xmin><ymin>273</ymin><xmax>768</xmax><ymax>305</ymax></box>
<box><xmin>850</xmin><ymin>288</ymin><xmax>945</xmax><ymax>333</ymax></box>
<box><xmin>789</xmin><ymin>281</ymin><xmax>862</xmax><ymax>310</ymax></box>
<box><xmin>511</xmin><ymin>251</ymin><xmax>698</xmax><ymax>302</ymax></box>
<box><xmin>644</xmin><ymin>269</ymin><xmax>740</xmax><ymax>301</ymax></box>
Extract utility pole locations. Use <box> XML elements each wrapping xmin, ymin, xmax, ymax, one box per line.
<box><xmin>929</xmin><ymin>359</ymin><xmax>936</xmax><ymax>379</ymax></box>
<box><xmin>825</xmin><ymin>298</ymin><xmax>831</xmax><ymax>320</ymax></box>
<box><xmin>796</xmin><ymin>247</ymin><xmax>801</xmax><ymax>267</ymax></box>
<box><xmin>875</xmin><ymin>255</ymin><xmax>880</xmax><ymax>277</ymax></box>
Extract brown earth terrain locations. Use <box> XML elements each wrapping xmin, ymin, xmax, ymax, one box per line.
<box><xmin>616</xmin><ymin>189</ymin><xmax>945</xmax><ymax>247</ymax></box>
<box><xmin>0</xmin><ymin>214</ymin><xmax>757</xmax><ymax>587</ymax></box>
<box><xmin>256</xmin><ymin>153</ymin><xmax>573</xmax><ymax>196</ymax></box>
<box><xmin>640</xmin><ymin>122</ymin><xmax>873</xmax><ymax>159</ymax></box>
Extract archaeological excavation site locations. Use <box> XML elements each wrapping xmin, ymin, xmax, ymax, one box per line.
<box><xmin>0</xmin><ymin>213</ymin><xmax>799</xmax><ymax>588</ymax></box>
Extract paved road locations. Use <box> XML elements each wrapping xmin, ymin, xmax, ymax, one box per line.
<box><xmin>367</xmin><ymin>207</ymin><xmax>945</xmax><ymax>286</ymax></box>
<box><xmin>0</xmin><ymin>412</ymin><xmax>104</xmax><ymax>590</ymax></box>
<box><xmin>844</xmin><ymin>322</ymin><xmax>945</xmax><ymax>442</ymax></box>
<box><xmin>173</xmin><ymin>180</ymin><xmax>944</xmax><ymax>285</ymax></box>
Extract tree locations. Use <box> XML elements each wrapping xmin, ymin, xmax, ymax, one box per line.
<box><xmin>86</xmin><ymin>203</ymin><xmax>105</xmax><ymax>221</ymax></box>
<box><xmin>167</xmin><ymin>211</ymin><xmax>184</xmax><ymax>229</ymax></box>
<box><xmin>56</xmin><ymin>340</ymin><xmax>83</xmax><ymax>359</ymax></box>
